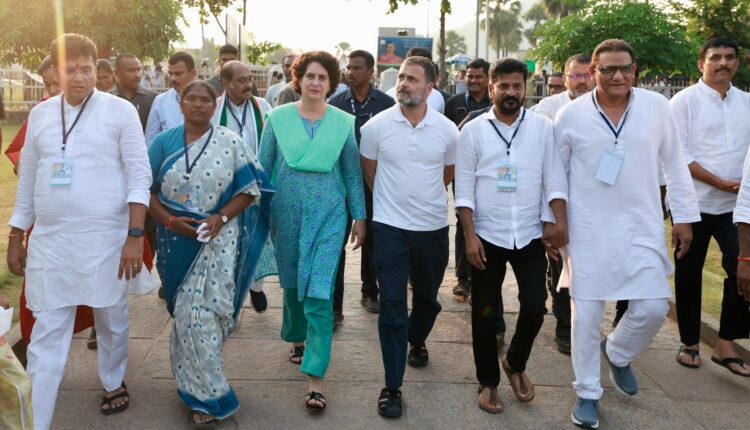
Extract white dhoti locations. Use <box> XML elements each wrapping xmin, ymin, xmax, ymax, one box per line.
<box><xmin>571</xmin><ymin>298</ymin><xmax>669</xmax><ymax>399</ymax></box>
<box><xmin>27</xmin><ymin>294</ymin><xmax>129</xmax><ymax>430</ymax></box>
<box><xmin>251</xmin><ymin>279</ymin><xmax>264</xmax><ymax>293</ymax></box>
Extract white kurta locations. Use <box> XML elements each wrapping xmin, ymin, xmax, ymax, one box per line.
<box><xmin>9</xmin><ymin>90</ymin><xmax>152</xmax><ymax>311</ymax></box>
<box><xmin>211</xmin><ymin>94</ymin><xmax>271</xmax><ymax>153</ymax></box>
<box><xmin>555</xmin><ymin>88</ymin><xmax>700</xmax><ymax>300</ymax></box>
<box><xmin>533</xmin><ymin>90</ymin><xmax>572</xmax><ymax>121</ymax></box>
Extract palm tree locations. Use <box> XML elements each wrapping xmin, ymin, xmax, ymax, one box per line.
<box><xmin>481</xmin><ymin>0</ymin><xmax>523</xmax><ymax>58</ymax></box>
<box><xmin>335</xmin><ymin>41</ymin><xmax>352</xmax><ymax>62</ymax></box>
<box><xmin>443</xmin><ymin>30</ymin><xmax>468</xmax><ymax>57</ymax></box>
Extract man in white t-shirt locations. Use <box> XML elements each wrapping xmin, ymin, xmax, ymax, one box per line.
<box><xmin>360</xmin><ymin>56</ymin><xmax>458</xmax><ymax>418</ymax></box>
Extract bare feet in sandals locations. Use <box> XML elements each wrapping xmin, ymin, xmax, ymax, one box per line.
<box><xmin>502</xmin><ymin>357</ymin><xmax>535</xmax><ymax>402</ymax></box>
<box><xmin>712</xmin><ymin>339</ymin><xmax>750</xmax><ymax>376</ymax></box>
<box><xmin>100</xmin><ymin>383</ymin><xmax>129</xmax><ymax>415</ymax></box>
<box><xmin>477</xmin><ymin>386</ymin><xmax>503</xmax><ymax>414</ymax></box>
<box><xmin>191</xmin><ymin>410</ymin><xmax>216</xmax><ymax>426</ymax></box>
<box><xmin>676</xmin><ymin>344</ymin><xmax>700</xmax><ymax>368</ymax></box>
<box><xmin>289</xmin><ymin>343</ymin><xmax>304</xmax><ymax>365</ymax></box>
<box><xmin>306</xmin><ymin>377</ymin><xmax>326</xmax><ymax>409</ymax></box>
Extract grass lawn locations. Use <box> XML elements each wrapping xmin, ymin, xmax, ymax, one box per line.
<box><xmin>1</xmin><ymin>122</ymin><xmax>25</xmax><ymax>322</ymax></box>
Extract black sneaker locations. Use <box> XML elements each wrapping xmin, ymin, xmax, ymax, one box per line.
<box><xmin>555</xmin><ymin>337</ymin><xmax>571</xmax><ymax>355</ymax></box>
<box><xmin>452</xmin><ymin>279</ymin><xmax>471</xmax><ymax>302</ymax></box>
<box><xmin>377</xmin><ymin>387</ymin><xmax>403</xmax><ymax>418</ymax></box>
<box><xmin>361</xmin><ymin>295</ymin><xmax>380</xmax><ymax>313</ymax></box>
<box><xmin>249</xmin><ymin>290</ymin><xmax>267</xmax><ymax>313</ymax></box>
<box><xmin>407</xmin><ymin>344</ymin><xmax>429</xmax><ymax>368</ymax></box>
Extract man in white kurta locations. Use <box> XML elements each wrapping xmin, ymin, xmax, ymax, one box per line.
<box><xmin>554</xmin><ymin>39</ymin><xmax>699</xmax><ymax>429</ymax></box>
<box><xmin>211</xmin><ymin>60</ymin><xmax>271</xmax><ymax>311</ymax></box>
<box><xmin>6</xmin><ymin>34</ymin><xmax>151</xmax><ymax>429</ymax></box>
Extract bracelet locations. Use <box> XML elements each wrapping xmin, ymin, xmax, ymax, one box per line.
<box><xmin>166</xmin><ymin>215</ymin><xmax>176</xmax><ymax>232</ymax></box>
<box><xmin>738</xmin><ymin>257</ymin><xmax>750</xmax><ymax>262</ymax></box>
<box><xmin>8</xmin><ymin>233</ymin><xmax>25</xmax><ymax>240</ymax></box>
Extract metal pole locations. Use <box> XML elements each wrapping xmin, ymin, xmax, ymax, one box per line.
<box><xmin>485</xmin><ymin>0</ymin><xmax>490</xmax><ymax>59</ymax></box>
<box><xmin>475</xmin><ymin>0</ymin><xmax>480</xmax><ymax>58</ymax></box>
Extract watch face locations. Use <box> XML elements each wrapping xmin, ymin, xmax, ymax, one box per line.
<box><xmin>128</xmin><ymin>228</ymin><xmax>144</xmax><ymax>237</ymax></box>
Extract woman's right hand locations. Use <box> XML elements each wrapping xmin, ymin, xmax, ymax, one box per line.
<box><xmin>171</xmin><ymin>216</ymin><xmax>198</xmax><ymax>239</ymax></box>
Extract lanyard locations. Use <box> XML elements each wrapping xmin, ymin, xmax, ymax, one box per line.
<box><xmin>488</xmin><ymin>108</ymin><xmax>526</xmax><ymax>155</ymax></box>
<box><xmin>225</xmin><ymin>97</ymin><xmax>248</xmax><ymax>137</ymax></box>
<box><xmin>591</xmin><ymin>91</ymin><xmax>630</xmax><ymax>145</ymax></box>
<box><xmin>183</xmin><ymin>126</ymin><xmax>215</xmax><ymax>180</ymax></box>
<box><xmin>60</xmin><ymin>93</ymin><xmax>93</xmax><ymax>155</ymax></box>
<box><xmin>350</xmin><ymin>96</ymin><xmax>371</xmax><ymax>116</ymax></box>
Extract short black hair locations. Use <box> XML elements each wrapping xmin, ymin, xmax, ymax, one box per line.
<box><xmin>348</xmin><ymin>50</ymin><xmax>375</xmax><ymax>69</ymax></box>
<box><xmin>402</xmin><ymin>56</ymin><xmax>436</xmax><ymax>84</ymax></box>
<box><xmin>96</xmin><ymin>59</ymin><xmax>113</xmax><ymax>73</ymax></box>
<box><xmin>564</xmin><ymin>53</ymin><xmax>592</xmax><ymax>71</ymax></box>
<box><xmin>592</xmin><ymin>39</ymin><xmax>635</xmax><ymax>65</ymax></box>
<box><xmin>219</xmin><ymin>44</ymin><xmax>239</xmax><ymax>57</ymax></box>
<box><xmin>489</xmin><ymin>58</ymin><xmax>528</xmax><ymax>82</ymax></box>
<box><xmin>549</xmin><ymin>72</ymin><xmax>564</xmax><ymax>80</ymax></box>
<box><xmin>466</xmin><ymin>58</ymin><xmax>490</xmax><ymax>75</ymax></box>
<box><xmin>406</xmin><ymin>47</ymin><xmax>432</xmax><ymax>61</ymax></box>
<box><xmin>699</xmin><ymin>37</ymin><xmax>739</xmax><ymax>61</ymax></box>
<box><xmin>50</xmin><ymin>33</ymin><xmax>97</xmax><ymax>66</ymax></box>
<box><xmin>114</xmin><ymin>53</ymin><xmax>138</xmax><ymax>69</ymax></box>
<box><xmin>169</xmin><ymin>51</ymin><xmax>196</xmax><ymax>71</ymax></box>
<box><xmin>38</xmin><ymin>55</ymin><xmax>54</xmax><ymax>75</ymax></box>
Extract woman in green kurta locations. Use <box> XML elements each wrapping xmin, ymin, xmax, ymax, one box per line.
<box><xmin>258</xmin><ymin>51</ymin><xmax>366</xmax><ymax>410</ymax></box>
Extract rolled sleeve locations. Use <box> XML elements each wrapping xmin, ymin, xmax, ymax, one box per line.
<box><xmin>659</xmin><ymin>102</ymin><xmax>700</xmax><ymax>224</ymax></box>
<box><xmin>120</xmin><ymin>104</ymin><xmax>152</xmax><ymax>206</ymax></box>
<box><xmin>454</xmin><ymin>126</ymin><xmax>477</xmax><ymax>211</ymax></box>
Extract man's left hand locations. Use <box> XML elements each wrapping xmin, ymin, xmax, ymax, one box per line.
<box><xmin>672</xmin><ymin>223</ymin><xmax>693</xmax><ymax>259</ymax></box>
<box><xmin>118</xmin><ymin>236</ymin><xmax>144</xmax><ymax>281</ymax></box>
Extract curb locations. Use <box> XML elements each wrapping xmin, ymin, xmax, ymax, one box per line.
<box><xmin>666</xmin><ymin>296</ymin><xmax>750</xmax><ymax>362</ymax></box>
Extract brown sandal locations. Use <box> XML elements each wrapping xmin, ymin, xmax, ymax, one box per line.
<box><xmin>502</xmin><ymin>357</ymin><xmax>535</xmax><ymax>402</ymax></box>
<box><xmin>100</xmin><ymin>382</ymin><xmax>129</xmax><ymax>415</ymax></box>
<box><xmin>477</xmin><ymin>386</ymin><xmax>503</xmax><ymax>414</ymax></box>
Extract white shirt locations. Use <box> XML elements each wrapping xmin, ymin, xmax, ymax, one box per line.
<box><xmin>386</xmin><ymin>86</ymin><xmax>445</xmax><ymax>114</ymax></box>
<box><xmin>534</xmin><ymin>91</ymin><xmax>572</xmax><ymax>121</ymax></box>
<box><xmin>555</xmin><ymin>88</ymin><xmax>700</xmax><ymax>301</ymax></box>
<box><xmin>670</xmin><ymin>79</ymin><xmax>750</xmax><ymax>214</ymax></box>
<box><xmin>733</xmin><ymin>146</ymin><xmax>750</xmax><ymax>224</ymax></box>
<box><xmin>145</xmin><ymin>88</ymin><xmax>183</xmax><ymax>146</ymax></box>
<box><xmin>455</xmin><ymin>108</ymin><xmax>568</xmax><ymax>250</ymax></box>
<box><xmin>265</xmin><ymin>81</ymin><xmax>286</xmax><ymax>107</ymax></box>
<box><xmin>360</xmin><ymin>104</ymin><xmax>458</xmax><ymax>231</ymax></box>
<box><xmin>211</xmin><ymin>94</ymin><xmax>271</xmax><ymax>153</ymax></box>
<box><xmin>9</xmin><ymin>90</ymin><xmax>152</xmax><ymax>311</ymax></box>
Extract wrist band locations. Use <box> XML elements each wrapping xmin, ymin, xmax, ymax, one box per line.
<box><xmin>738</xmin><ymin>257</ymin><xmax>750</xmax><ymax>262</ymax></box>
<box><xmin>167</xmin><ymin>215</ymin><xmax>176</xmax><ymax>232</ymax></box>
<box><xmin>8</xmin><ymin>233</ymin><xmax>25</xmax><ymax>240</ymax></box>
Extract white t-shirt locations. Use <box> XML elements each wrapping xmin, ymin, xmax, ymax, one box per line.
<box><xmin>534</xmin><ymin>91</ymin><xmax>572</xmax><ymax>121</ymax></box>
<box><xmin>385</xmin><ymin>86</ymin><xmax>445</xmax><ymax>114</ymax></box>
<box><xmin>360</xmin><ymin>105</ymin><xmax>458</xmax><ymax>231</ymax></box>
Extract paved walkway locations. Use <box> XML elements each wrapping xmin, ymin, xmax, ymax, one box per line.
<box><xmin>35</xmin><ymin>217</ymin><xmax>750</xmax><ymax>429</ymax></box>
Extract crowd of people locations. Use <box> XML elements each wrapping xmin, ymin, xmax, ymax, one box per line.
<box><xmin>0</xmin><ymin>31</ymin><xmax>749</xmax><ymax>430</ymax></box>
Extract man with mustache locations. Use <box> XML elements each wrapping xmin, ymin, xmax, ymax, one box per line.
<box><xmin>555</xmin><ymin>39</ymin><xmax>699</xmax><ymax>429</ymax></box>
<box><xmin>546</xmin><ymin>72</ymin><xmax>566</xmax><ymax>96</ymax></box>
<box><xmin>111</xmin><ymin>53</ymin><xmax>157</xmax><ymax>131</ymax></box>
<box><xmin>360</xmin><ymin>56</ymin><xmax>458</xmax><ymax>418</ymax></box>
<box><xmin>670</xmin><ymin>37</ymin><xmax>750</xmax><ymax>376</ymax></box>
<box><xmin>328</xmin><ymin>50</ymin><xmax>395</xmax><ymax>318</ymax></box>
<box><xmin>456</xmin><ymin>58</ymin><xmax>568</xmax><ymax>413</ymax></box>
<box><xmin>533</xmin><ymin>54</ymin><xmax>596</xmax><ymax>356</ymax></box>
<box><xmin>210</xmin><ymin>60</ymin><xmax>272</xmax><ymax>312</ymax></box>
<box><xmin>145</xmin><ymin>52</ymin><xmax>197</xmax><ymax>146</ymax></box>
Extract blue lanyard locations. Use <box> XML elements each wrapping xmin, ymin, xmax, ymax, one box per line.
<box><xmin>225</xmin><ymin>96</ymin><xmax>248</xmax><ymax>137</ymax></box>
<box><xmin>183</xmin><ymin>126</ymin><xmax>215</xmax><ymax>180</ymax></box>
<box><xmin>591</xmin><ymin>92</ymin><xmax>630</xmax><ymax>145</ymax></box>
<box><xmin>487</xmin><ymin>108</ymin><xmax>526</xmax><ymax>155</ymax></box>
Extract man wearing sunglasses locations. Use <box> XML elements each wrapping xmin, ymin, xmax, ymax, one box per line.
<box><xmin>554</xmin><ymin>39</ymin><xmax>700</xmax><ymax>429</ymax></box>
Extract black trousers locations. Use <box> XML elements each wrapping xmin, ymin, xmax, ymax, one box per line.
<box><xmin>374</xmin><ymin>222</ymin><xmax>448</xmax><ymax>389</ymax></box>
<box><xmin>546</xmin><ymin>255</ymin><xmax>570</xmax><ymax>340</ymax></box>
<box><xmin>675</xmin><ymin>212</ymin><xmax>750</xmax><ymax>345</ymax></box>
<box><xmin>472</xmin><ymin>237</ymin><xmax>547</xmax><ymax>387</ymax></box>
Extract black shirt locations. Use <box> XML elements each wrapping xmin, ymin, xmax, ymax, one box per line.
<box><xmin>110</xmin><ymin>85</ymin><xmax>157</xmax><ymax>131</ymax></box>
<box><xmin>328</xmin><ymin>85</ymin><xmax>395</xmax><ymax>143</ymax></box>
<box><xmin>457</xmin><ymin>106</ymin><xmax>492</xmax><ymax>131</ymax></box>
<box><xmin>445</xmin><ymin>91</ymin><xmax>491</xmax><ymax>127</ymax></box>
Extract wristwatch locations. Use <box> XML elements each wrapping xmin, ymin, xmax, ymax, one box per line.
<box><xmin>219</xmin><ymin>212</ymin><xmax>229</xmax><ymax>224</ymax></box>
<box><xmin>128</xmin><ymin>227</ymin><xmax>145</xmax><ymax>237</ymax></box>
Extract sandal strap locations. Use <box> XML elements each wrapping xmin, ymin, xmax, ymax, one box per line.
<box><xmin>678</xmin><ymin>346</ymin><xmax>700</xmax><ymax>359</ymax></box>
<box><xmin>719</xmin><ymin>356</ymin><xmax>746</xmax><ymax>366</ymax></box>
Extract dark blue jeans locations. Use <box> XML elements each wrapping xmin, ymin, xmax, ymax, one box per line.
<box><xmin>374</xmin><ymin>222</ymin><xmax>449</xmax><ymax>390</ymax></box>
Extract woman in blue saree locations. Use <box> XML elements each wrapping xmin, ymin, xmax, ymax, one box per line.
<box><xmin>257</xmin><ymin>51</ymin><xmax>366</xmax><ymax>410</ymax></box>
<box><xmin>148</xmin><ymin>81</ymin><xmax>274</xmax><ymax>426</ymax></box>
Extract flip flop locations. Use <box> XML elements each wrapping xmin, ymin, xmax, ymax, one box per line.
<box><xmin>502</xmin><ymin>356</ymin><xmax>535</xmax><ymax>402</ymax></box>
<box><xmin>711</xmin><ymin>356</ymin><xmax>750</xmax><ymax>377</ymax></box>
<box><xmin>189</xmin><ymin>410</ymin><xmax>218</xmax><ymax>428</ymax></box>
<box><xmin>676</xmin><ymin>346</ymin><xmax>700</xmax><ymax>369</ymax></box>
<box><xmin>305</xmin><ymin>391</ymin><xmax>326</xmax><ymax>410</ymax></box>
<box><xmin>477</xmin><ymin>386</ymin><xmax>503</xmax><ymax>414</ymax></box>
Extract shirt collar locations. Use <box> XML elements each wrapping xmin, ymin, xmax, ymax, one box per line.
<box><xmin>482</xmin><ymin>106</ymin><xmax>525</xmax><ymax>128</ymax></box>
<box><xmin>591</xmin><ymin>87</ymin><xmax>636</xmax><ymax>113</ymax></box>
<box><xmin>344</xmin><ymin>85</ymin><xmax>378</xmax><ymax>102</ymax></box>
<box><xmin>393</xmin><ymin>104</ymin><xmax>437</xmax><ymax>127</ymax></box>
<box><xmin>697</xmin><ymin>78</ymin><xmax>734</xmax><ymax>100</ymax></box>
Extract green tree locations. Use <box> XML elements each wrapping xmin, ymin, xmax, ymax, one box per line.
<box><xmin>530</xmin><ymin>0</ymin><xmax>695</xmax><ymax>77</ymax></box>
<box><xmin>335</xmin><ymin>41</ymin><xmax>352</xmax><ymax>60</ymax></box>
<box><xmin>443</xmin><ymin>30</ymin><xmax>467</xmax><ymax>57</ymax></box>
<box><xmin>481</xmin><ymin>0</ymin><xmax>524</xmax><ymax>58</ymax></box>
<box><xmin>524</xmin><ymin>2</ymin><xmax>549</xmax><ymax>47</ymax></box>
<box><xmin>540</xmin><ymin>0</ymin><xmax>586</xmax><ymax>19</ymax></box>
<box><xmin>670</xmin><ymin>0</ymin><xmax>750</xmax><ymax>86</ymax></box>
<box><xmin>0</xmin><ymin>0</ymin><xmax>183</xmax><ymax>68</ymax></box>
<box><xmin>246</xmin><ymin>40</ymin><xmax>282</xmax><ymax>65</ymax></box>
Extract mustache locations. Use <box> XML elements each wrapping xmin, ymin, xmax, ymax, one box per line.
<box><xmin>501</xmin><ymin>96</ymin><xmax>521</xmax><ymax>104</ymax></box>
<box><xmin>716</xmin><ymin>67</ymin><xmax>731</xmax><ymax>72</ymax></box>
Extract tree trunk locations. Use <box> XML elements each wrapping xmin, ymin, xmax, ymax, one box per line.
<box><xmin>438</xmin><ymin>8</ymin><xmax>448</xmax><ymax>90</ymax></box>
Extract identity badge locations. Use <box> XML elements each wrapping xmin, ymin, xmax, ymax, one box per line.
<box><xmin>496</xmin><ymin>161</ymin><xmax>519</xmax><ymax>192</ymax></box>
<box><xmin>50</xmin><ymin>161</ymin><xmax>74</xmax><ymax>191</ymax></box>
<box><xmin>595</xmin><ymin>149</ymin><xmax>624</xmax><ymax>186</ymax></box>
<box><xmin>177</xmin><ymin>182</ymin><xmax>199</xmax><ymax>209</ymax></box>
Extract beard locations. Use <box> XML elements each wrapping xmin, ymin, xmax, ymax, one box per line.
<box><xmin>496</xmin><ymin>95</ymin><xmax>522</xmax><ymax>115</ymax></box>
<box><xmin>570</xmin><ymin>85</ymin><xmax>590</xmax><ymax>98</ymax></box>
<box><xmin>397</xmin><ymin>88</ymin><xmax>427</xmax><ymax>107</ymax></box>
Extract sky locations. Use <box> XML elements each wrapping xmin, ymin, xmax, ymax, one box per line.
<box><xmin>179</xmin><ymin>0</ymin><xmax>483</xmax><ymax>55</ymax></box>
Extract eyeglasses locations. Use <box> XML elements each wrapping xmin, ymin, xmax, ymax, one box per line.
<box><xmin>596</xmin><ymin>64</ymin><xmax>634</xmax><ymax>76</ymax></box>
<box><xmin>566</xmin><ymin>73</ymin><xmax>592</xmax><ymax>81</ymax></box>
<box><xmin>64</xmin><ymin>66</ymin><xmax>95</xmax><ymax>78</ymax></box>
